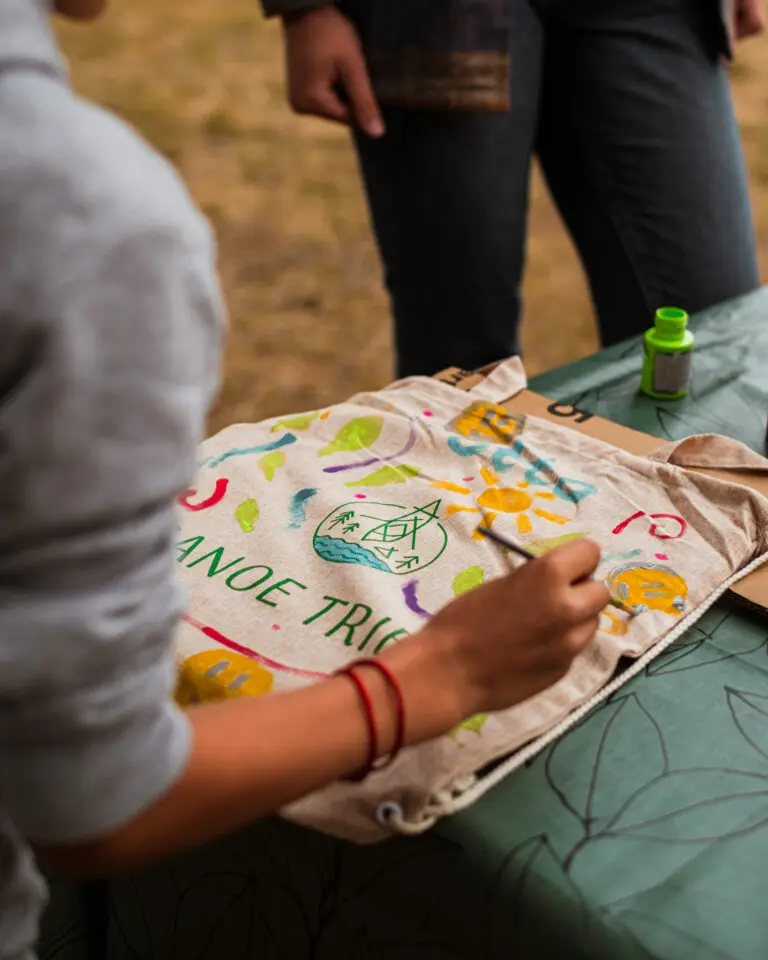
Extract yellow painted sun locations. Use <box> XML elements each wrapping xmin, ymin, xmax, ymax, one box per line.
<box><xmin>433</xmin><ymin>467</ymin><xmax>572</xmax><ymax>539</ymax></box>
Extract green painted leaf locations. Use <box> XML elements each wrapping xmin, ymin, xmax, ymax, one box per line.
<box><xmin>449</xmin><ymin>713</ymin><xmax>488</xmax><ymax>739</ymax></box>
<box><xmin>271</xmin><ymin>412</ymin><xmax>319</xmax><ymax>433</ymax></box>
<box><xmin>235</xmin><ymin>498</ymin><xmax>259</xmax><ymax>533</ymax></box>
<box><xmin>345</xmin><ymin>464</ymin><xmax>420</xmax><ymax>488</ymax></box>
<box><xmin>259</xmin><ymin>450</ymin><xmax>285</xmax><ymax>482</ymax></box>
<box><xmin>452</xmin><ymin>566</ymin><xmax>485</xmax><ymax>597</ymax></box>
<box><xmin>319</xmin><ymin>416</ymin><xmax>383</xmax><ymax>457</ymax></box>
<box><xmin>527</xmin><ymin>532</ymin><xmax>586</xmax><ymax>556</ymax></box>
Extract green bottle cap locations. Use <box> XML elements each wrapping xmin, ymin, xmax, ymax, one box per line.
<box><xmin>654</xmin><ymin>306</ymin><xmax>688</xmax><ymax>341</ymax></box>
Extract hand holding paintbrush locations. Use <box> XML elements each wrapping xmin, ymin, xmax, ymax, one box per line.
<box><xmin>477</xmin><ymin>526</ymin><xmax>638</xmax><ymax>618</ymax></box>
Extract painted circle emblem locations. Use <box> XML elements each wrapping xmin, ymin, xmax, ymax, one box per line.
<box><xmin>313</xmin><ymin>499</ymin><xmax>448</xmax><ymax>576</ymax></box>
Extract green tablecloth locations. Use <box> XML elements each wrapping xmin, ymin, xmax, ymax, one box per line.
<box><xmin>41</xmin><ymin>289</ymin><xmax>768</xmax><ymax>960</ymax></box>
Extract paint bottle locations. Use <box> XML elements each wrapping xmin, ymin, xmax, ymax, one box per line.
<box><xmin>640</xmin><ymin>307</ymin><xmax>694</xmax><ymax>400</ymax></box>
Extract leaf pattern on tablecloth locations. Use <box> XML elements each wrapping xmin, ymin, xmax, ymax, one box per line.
<box><xmin>546</xmin><ymin>694</ymin><xmax>667</xmax><ymax>829</ymax></box>
<box><xmin>652</xmin><ymin>405</ymin><xmax>733</xmax><ymax>444</ymax></box>
<box><xmin>727</xmin><ymin>688</ymin><xmax>768</xmax><ymax>764</ymax></box>
<box><xmin>685</xmin><ymin>348</ymin><xmax>766</xmax><ymax>444</ymax></box>
<box><xmin>106</xmin><ymin>824</ymin><xmax>470</xmax><ymax>960</ymax></box>
<box><xmin>603</xmin><ymin>769</ymin><xmax>768</xmax><ymax>841</ymax></box>
<box><xmin>646</xmin><ymin>610</ymin><xmax>767</xmax><ymax>677</ymax></box>
<box><xmin>38</xmin><ymin>877</ymin><xmax>89</xmax><ymax>960</ymax></box>
<box><xmin>485</xmin><ymin>835</ymin><xmax>588</xmax><ymax>953</ymax></box>
<box><xmin>617</xmin><ymin>911</ymin><xmax>740</xmax><ymax>960</ymax></box>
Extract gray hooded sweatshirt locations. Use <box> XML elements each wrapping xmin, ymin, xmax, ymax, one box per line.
<box><xmin>0</xmin><ymin>3</ymin><xmax>223</xmax><ymax>956</ymax></box>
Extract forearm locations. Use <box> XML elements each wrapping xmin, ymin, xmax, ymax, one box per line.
<box><xmin>37</xmin><ymin>630</ymin><xmax>465</xmax><ymax>875</ymax></box>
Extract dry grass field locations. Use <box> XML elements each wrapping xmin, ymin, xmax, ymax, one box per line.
<box><xmin>57</xmin><ymin>4</ymin><xmax>768</xmax><ymax>433</ymax></box>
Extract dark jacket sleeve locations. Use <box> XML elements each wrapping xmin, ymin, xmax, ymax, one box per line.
<box><xmin>261</xmin><ymin>0</ymin><xmax>333</xmax><ymax>17</ymax></box>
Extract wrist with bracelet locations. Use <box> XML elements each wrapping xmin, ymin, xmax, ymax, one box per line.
<box><xmin>335</xmin><ymin>659</ymin><xmax>406</xmax><ymax>782</ymax></box>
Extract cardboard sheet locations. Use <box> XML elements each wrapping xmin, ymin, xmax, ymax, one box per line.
<box><xmin>434</xmin><ymin>365</ymin><xmax>768</xmax><ymax>615</ymax></box>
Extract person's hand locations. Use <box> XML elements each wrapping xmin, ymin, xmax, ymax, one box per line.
<box><xmin>733</xmin><ymin>0</ymin><xmax>766</xmax><ymax>39</ymax></box>
<box><xmin>391</xmin><ymin>540</ymin><xmax>609</xmax><ymax>728</ymax></box>
<box><xmin>282</xmin><ymin>5</ymin><xmax>385</xmax><ymax>138</ymax></box>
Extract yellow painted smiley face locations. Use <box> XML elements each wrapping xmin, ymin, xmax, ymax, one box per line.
<box><xmin>176</xmin><ymin>650</ymin><xmax>274</xmax><ymax>706</ymax></box>
<box><xmin>606</xmin><ymin>563</ymin><xmax>688</xmax><ymax>617</ymax></box>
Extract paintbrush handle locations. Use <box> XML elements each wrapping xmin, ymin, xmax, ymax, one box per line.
<box><xmin>477</xmin><ymin>525</ymin><xmax>537</xmax><ymax>561</ymax></box>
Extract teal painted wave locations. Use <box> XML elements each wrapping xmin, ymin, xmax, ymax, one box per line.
<box><xmin>313</xmin><ymin>535</ymin><xmax>390</xmax><ymax>572</ymax></box>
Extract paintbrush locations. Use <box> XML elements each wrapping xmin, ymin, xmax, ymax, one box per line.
<box><xmin>477</xmin><ymin>525</ymin><xmax>638</xmax><ymax>618</ymax></box>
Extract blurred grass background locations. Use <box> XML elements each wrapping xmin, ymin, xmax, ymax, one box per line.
<box><xmin>57</xmin><ymin>3</ymin><xmax>768</xmax><ymax>433</ymax></box>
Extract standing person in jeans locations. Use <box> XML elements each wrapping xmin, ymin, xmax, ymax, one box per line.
<box><xmin>267</xmin><ymin>0</ymin><xmax>764</xmax><ymax>377</ymax></box>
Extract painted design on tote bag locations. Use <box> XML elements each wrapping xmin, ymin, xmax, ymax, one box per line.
<box><xmin>604</xmin><ymin>560</ymin><xmax>688</xmax><ymax>617</ymax></box>
<box><xmin>235</xmin><ymin>498</ymin><xmax>260</xmax><ymax>533</ymax></box>
<box><xmin>449</xmin><ymin>400</ymin><xmax>526</xmax><ymax>444</ymax></box>
<box><xmin>401</xmin><ymin>565</ymin><xmax>486</xmax><ymax>621</ymax></box>
<box><xmin>318</xmin><ymin>416</ymin><xmax>383</xmax><ymax>457</ymax></box>
<box><xmin>314</xmin><ymin>500</ymin><xmax>448</xmax><ymax>574</ymax></box>
<box><xmin>441</xmin><ymin>464</ymin><xmax>578</xmax><ymax>538</ymax></box>
<box><xmin>271</xmin><ymin>411</ymin><xmax>322</xmax><ymax>433</ymax></box>
<box><xmin>319</xmin><ymin>416</ymin><xmax>419</xmax><ymax>475</ymax></box>
<box><xmin>179</xmin><ymin>477</ymin><xmax>229</xmax><ymax>512</ymax></box>
<box><xmin>201</xmin><ymin>432</ymin><xmax>297</xmax><ymax>468</ymax></box>
<box><xmin>176</xmin><ymin>649</ymin><xmax>274</xmax><ymax>706</ymax></box>
<box><xmin>259</xmin><ymin>450</ymin><xmax>286</xmax><ymax>481</ymax></box>
<box><xmin>287</xmin><ymin>488</ymin><xmax>319</xmax><ymax>529</ymax></box>
<box><xmin>344</xmin><ymin>464</ymin><xmax>421</xmax><ymax>488</ymax></box>
<box><xmin>612</xmin><ymin>509</ymin><xmax>687</xmax><ymax>541</ymax></box>
<box><xmin>446</xmin><ymin>402</ymin><xmax>599</xmax><ymax>506</ymax></box>
<box><xmin>180</xmin><ymin>613</ymin><xmax>331</xmax><ymax>681</ymax></box>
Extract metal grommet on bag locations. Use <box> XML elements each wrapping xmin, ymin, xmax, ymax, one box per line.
<box><xmin>376</xmin><ymin>801</ymin><xmax>404</xmax><ymax>828</ymax></box>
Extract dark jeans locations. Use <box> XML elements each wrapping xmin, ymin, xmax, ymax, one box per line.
<box><xmin>353</xmin><ymin>0</ymin><xmax>759</xmax><ymax>378</ymax></box>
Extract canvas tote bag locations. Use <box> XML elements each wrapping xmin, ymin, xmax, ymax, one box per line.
<box><xmin>174</xmin><ymin>358</ymin><xmax>768</xmax><ymax>842</ymax></box>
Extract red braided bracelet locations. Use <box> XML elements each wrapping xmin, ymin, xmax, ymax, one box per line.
<box><xmin>353</xmin><ymin>658</ymin><xmax>406</xmax><ymax>771</ymax></box>
<box><xmin>336</xmin><ymin>665</ymin><xmax>377</xmax><ymax>783</ymax></box>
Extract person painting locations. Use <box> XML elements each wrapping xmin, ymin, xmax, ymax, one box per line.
<box><xmin>268</xmin><ymin>0</ymin><xmax>763</xmax><ymax>377</ymax></box>
<box><xmin>0</xmin><ymin>3</ymin><xmax>611</xmax><ymax>958</ymax></box>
